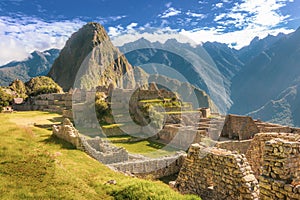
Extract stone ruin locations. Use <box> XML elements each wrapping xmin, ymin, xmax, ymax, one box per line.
<box><xmin>246</xmin><ymin>132</ymin><xmax>300</xmax><ymax>178</ymax></box>
<box><xmin>52</xmin><ymin>118</ymin><xmax>185</xmax><ymax>178</ymax></box>
<box><xmin>171</xmin><ymin>115</ymin><xmax>300</xmax><ymax>200</ymax></box>
<box><xmin>52</xmin><ymin>118</ymin><xmax>128</xmax><ymax>164</ymax></box>
<box><xmin>53</xmin><ymin>118</ymin><xmax>82</xmax><ymax>148</ymax></box>
<box><xmin>109</xmin><ymin>153</ymin><xmax>185</xmax><ymax>179</ymax></box>
<box><xmin>259</xmin><ymin>139</ymin><xmax>300</xmax><ymax>199</ymax></box>
<box><xmin>80</xmin><ymin>137</ymin><xmax>129</xmax><ymax>164</ymax></box>
<box><xmin>221</xmin><ymin>114</ymin><xmax>259</xmax><ymax>140</ymax></box>
<box><xmin>175</xmin><ymin>144</ymin><xmax>259</xmax><ymax>200</ymax></box>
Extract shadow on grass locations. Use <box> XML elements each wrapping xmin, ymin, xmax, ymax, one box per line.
<box><xmin>42</xmin><ymin>134</ymin><xmax>76</xmax><ymax>150</ymax></box>
<box><xmin>159</xmin><ymin>173</ymin><xmax>178</xmax><ymax>184</ymax></box>
<box><xmin>48</xmin><ymin>117</ymin><xmax>64</xmax><ymax>123</ymax></box>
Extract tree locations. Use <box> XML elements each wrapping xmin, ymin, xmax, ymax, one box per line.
<box><xmin>9</xmin><ymin>79</ymin><xmax>27</xmax><ymax>98</ymax></box>
<box><xmin>0</xmin><ymin>87</ymin><xmax>13</xmax><ymax>112</ymax></box>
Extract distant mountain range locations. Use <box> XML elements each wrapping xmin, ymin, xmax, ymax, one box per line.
<box><xmin>230</xmin><ymin>27</ymin><xmax>300</xmax><ymax>126</ymax></box>
<box><xmin>1</xmin><ymin>24</ymin><xmax>300</xmax><ymax>126</ymax></box>
<box><xmin>0</xmin><ymin>49</ymin><xmax>60</xmax><ymax>86</ymax></box>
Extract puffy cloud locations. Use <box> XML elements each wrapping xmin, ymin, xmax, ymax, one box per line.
<box><xmin>186</xmin><ymin>11</ymin><xmax>206</xmax><ymax>19</ymax></box>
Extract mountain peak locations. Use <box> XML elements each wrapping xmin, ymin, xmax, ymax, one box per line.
<box><xmin>48</xmin><ymin>22</ymin><xmax>135</xmax><ymax>91</ymax></box>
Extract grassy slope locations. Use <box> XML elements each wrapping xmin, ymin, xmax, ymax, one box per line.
<box><xmin>0</xmin><ymin>111</ymin><xmax>199</xmax><ymax>200</ymax></box>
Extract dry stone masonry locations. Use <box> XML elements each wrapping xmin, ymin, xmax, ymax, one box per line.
<box><xmin>80</xmin><ymin>137</ymin><xmax>129</xmax><ymax>164</ymax></box>
<box><xmin>259</xmin><ymin>139</ymin><xmax>300</xmax><ymax>200</ymax></box>
<box><xmin>109</xmin><ymin>153</ymin><xmax>185</xmax><ymax>179</ymax></box>
<box><xmin>52</xmin><ymin>118</ymin><xmax>185</xmax><ymax>178</ymax></box>
<box><xmin>221</xmin><ymin>114</ymin><xmax>259</xmax><ymax>140</ymax></box>
<box><xmin>246</xmin><ymin>132</ymin><xmax>300</xmax><ymax>178</ymax></box>
<box><xmin>175</xmin><ymin>143</ymin><xmax>259</xmax><ymax>200</ymax></box>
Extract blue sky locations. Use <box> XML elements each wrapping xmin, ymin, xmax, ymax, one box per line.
<box><xmin>0</xmin><ymin>0</ymin><xmax>299</xmax><ymax>65</ymax></box>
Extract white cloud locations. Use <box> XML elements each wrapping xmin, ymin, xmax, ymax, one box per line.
<box><xmin>208</xmin><ymin>0</ymin><xmax>294</xmax><ymax>48</ymax></box>
<box><xmin>126</xmin><ymin>22</ymin><xmax>138</xmax><ymax>30</ymax></box>
<box><xmin>160</xmin><ymin>7</ymin><xmax>181</xmax><ymax>18</ymax></box>
<box><xmin>215</xmin><ymin>3</ymin><xmax>223</xmax><ymax>8</ymax></box>
<box><xmin>111</xmin><ymin>27</ymin><xmax>197</xmax><ymax>47</ymax></box>
<box><xmin>165</xmin><ymin>2</ymin><xmax>172</xmax><ymax>8</ymax></box>
<box><xmin>180</xmin><ymin>26</ymin><xmax>293</xmax><ymax>49</ymax></box>
<box><xmin>0</xmin><ymin>16</ymin><xmax>85</xmax><ymax>65</ymax></box>
<box><xmin>186</xmin><ymin>11</ymin><xmax>206</xmax><ymax>19</ymax></box>
<box><xmin>217</xmin><ymin>0</ymin><xmax>291</xmax><ymax>28</ymax></box>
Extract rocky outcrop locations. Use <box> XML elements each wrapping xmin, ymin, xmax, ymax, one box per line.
<box><xmin>48</xmin><ymin>22</ymin><xmax>135</xmax><ymax>91</ymax></box>
<box><xmin>52</xmin><ymin>118</ymin><xmax>82</xmax><ymax>148</ymax></box>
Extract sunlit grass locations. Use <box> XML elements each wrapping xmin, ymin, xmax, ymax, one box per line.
<box><xmin>0</xmin><ymin>111</ymin><xmax>200</xmax><ymax>200</ymax></box>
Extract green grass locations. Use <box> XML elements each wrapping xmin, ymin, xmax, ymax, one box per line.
<box><xmin>112</xmin><ymin>139</ymin><xmax>179</xmax><ymax>158</ymax></box>
<box><xmin>164</xmin><ymin>110</ymin><xmax>199</xmax><ymax>115</ymax></box>
<box><xmin>0</xmin><ymin>111</ymin><xmax>200</xmax><ymax>200</ymax></box>
<box><xmin>139</xmin><ymin>98</ymin><xmax>171</xmax><ymax>103</ymax></box>
<box><xmin>102</xmin><ymin>123</ymin><xmax>124</xmax><ymax>129</ymax></box>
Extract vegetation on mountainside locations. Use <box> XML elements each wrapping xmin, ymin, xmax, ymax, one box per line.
<box><xmin>0</xmin><ymin>111</ymin><xmax>200</xmax><ymax>200</ymax></box>
<box><xmin>25</xmin><ymin>76</ymin><xmax>63</xmax><ymax>96</ymax></box>
<box><xmin>9</xmin><ymin>79</ymin><xmax>27</xmax><ymax>98</ymax></box>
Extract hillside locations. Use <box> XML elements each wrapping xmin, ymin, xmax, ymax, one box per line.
<box><xmin>231</xmin><ymin>27</ymin><xmax>300</xmax><ymax>117</ymax></box>
<box><xmin>0</xmin><ymin>49</ymin><xmax>59</xmax><ymax>86</ymax></box>
<box><xmin>119</xmin><ymin>38</ymin><xmax>236</xmax><ymax>113</ymax></box>
<box><xmin>248</xmin><ymin>80</ymin><xmax>300</xmax><ymax>126</ymax></box>
<box><xmin>0</xmin><ymin>111</ymin><xmax>199</xmax><ymax>200</ymax></box>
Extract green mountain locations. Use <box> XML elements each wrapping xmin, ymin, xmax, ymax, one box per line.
<box><xmin>0</xmin><ymin>49</ymin><xmax>59</xmax><ymax>86</ymax></box>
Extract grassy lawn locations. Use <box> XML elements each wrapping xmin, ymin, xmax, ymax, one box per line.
<box><xmin>112</xmin><ymin>139</ymin><xmax>180</xmax><ymax>158</ymax></box>
<box><xmin>0</xmin><ymin>111</ymin><xmax>199</xmax><ymax>200</ymax></box>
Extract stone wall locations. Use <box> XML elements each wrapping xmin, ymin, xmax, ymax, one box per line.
<box><xmin>215</xmin><ymin>139</ymin><xmax>252</xmax><ymax>155</ymax></box>
<box><xmin>245</xmin><ymin>132</ymin><xmax>300</xmax><ymax>178</ymax></box>
<box><xmin>175</xmin><ymin>143</ymin><xmax>259</xmax><ymax>200</ymax></box>
<box><xmin>259</xmin><ymin>139</ymin><xmax>300</xmax><ymax>199</ymax></box>
<box><xmin>81</xmin><ymin>137</ymin><xmax>129</xmax><ymax>164</ymax></box>
<box><xmin>109</xmin><ymin>153</ymin><xmax>186</xmax><ymax>179</ymax></box>
<box><xmin>157</xmin><ymin>124</ymin><xmax>206</xmax><ymax>149</ymax></box>
<box><xmin>221</xmin><ymin>114</ymin><xmax>259</xmax><ymax>140</ymax></box>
